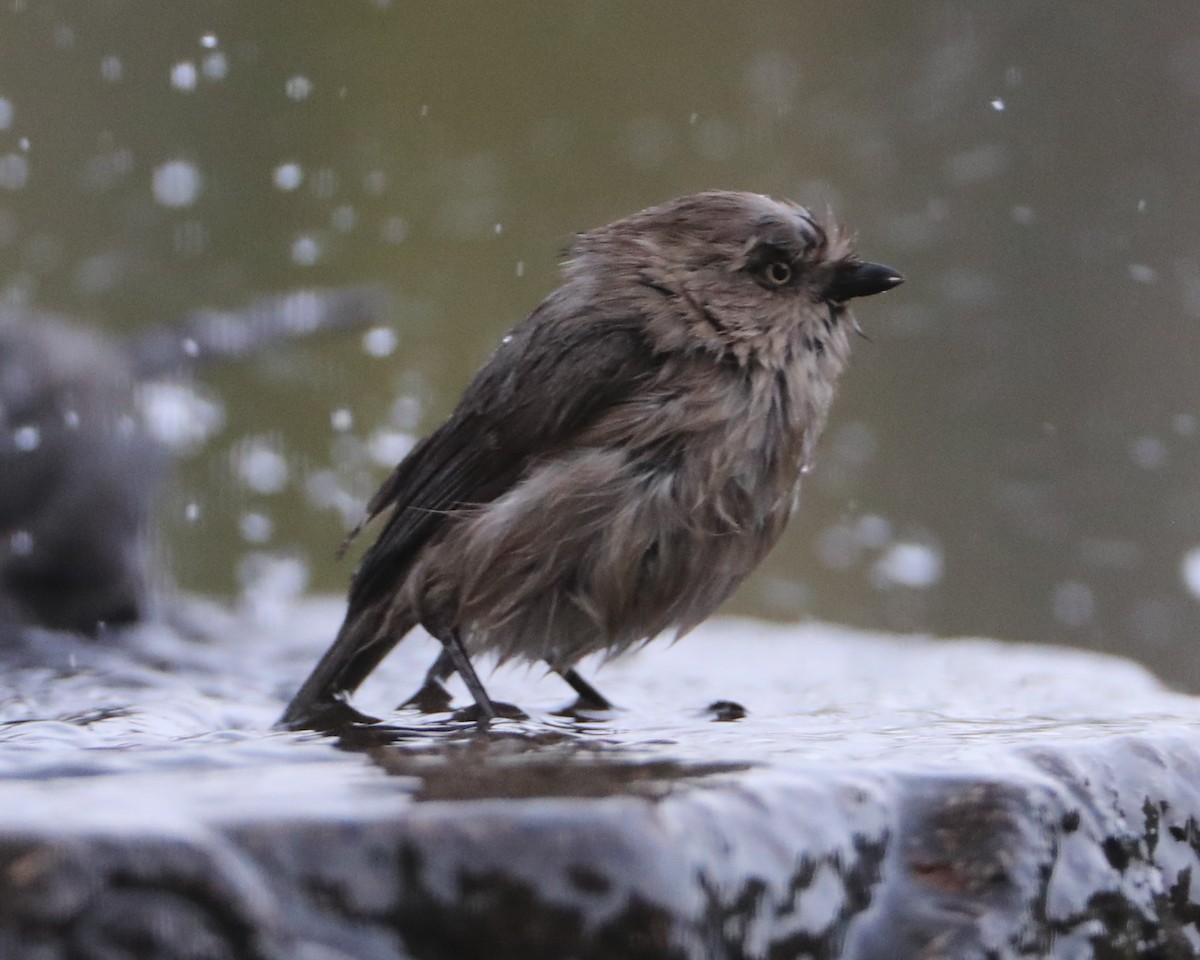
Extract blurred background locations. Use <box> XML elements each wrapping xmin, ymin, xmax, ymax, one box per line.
<box><xmin>3</xmin><ymin>2</ymin><xmax>1200</xmax><ymax>686</ymax></box>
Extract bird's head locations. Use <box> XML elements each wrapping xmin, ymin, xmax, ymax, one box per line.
<box><xmin>568</xmin><ymin>190</ymin><xmax>902</xmax><ymax>364</ymax></box>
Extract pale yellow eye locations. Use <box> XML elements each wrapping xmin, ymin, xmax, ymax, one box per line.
<box><xmin>763</xmin><ymin>260</ymin><xmax>793</xmax><ymax>287</ymax></box>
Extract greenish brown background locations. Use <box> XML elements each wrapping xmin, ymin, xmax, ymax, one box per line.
<box><xmin>4</xmin><ymin>3</ymin><xmax>1200</xmax><ymax>686</ymax></box>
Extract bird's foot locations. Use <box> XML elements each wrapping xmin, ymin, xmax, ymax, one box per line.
<box><xmin>551</xmin><ymin>667</ymin><xmax>616</xmax><ymax>718</ymax></box>
<box><xmin>550</xmin><ymin>694</ymin><xmax>618</xmax><ymax>720</ymax></box>
<box><xmin>398</xmin><ymin>678</ymin><xmax>455</xmax><ymax>714</ymax></box>
<box><xmin>451</xmin><ymin>700</ymin><xmax>528</xmax><ymax>724</ymax></box>
<box><xmin>278</xmin><ymin>695</ymin><xmax>380</xmax><ymax>733</ymax></box>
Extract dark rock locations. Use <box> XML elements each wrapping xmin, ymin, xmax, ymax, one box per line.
<box><xmin>0</xmin><ymin>833</ymin><xmax>290</xmax><ymax>960</ymax></box>
<box><xmin>0</xmin><ymin>307</ymin><xmax>160</xmax><ymax>632</ymax></box>
<box><xmin>704</xmin><ymin>699</ymin><xmax>747</xmax><ymax>721</ymax></box>
<box><xmin>0</xmin><ymin>290</ymin><xmax>383</xmax><ymax>635</ymax></box>
<box><xmin>3</xmin><ymin>613</ymin><xmax>1200</xmax><ymax>958</ymax></box>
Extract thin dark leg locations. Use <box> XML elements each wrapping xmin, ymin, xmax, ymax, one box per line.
<box><xmin>441</xmin><ymin>630</ymin><xmax>497</xmax><ymax>730</ymax></box>
<box><xmin>423</xmin><ymin>647</ymin><xmax>456</xmax><ymax>685</ymax></box>
<box><xmin>400</xmin><ymin>647</ymin><xmax>527</xmax><ymax>719</ymax></box>
<box><xmin>399</xmin><ymin>648</ymin><xmax>455</xmax><ymax>712</ymax></box>
<box><xmin>403</xmin><ymin>650</ymin><xmax>612</xmax><ymax>716</ymax></box>
<box><xmin>560</xmin><ymin>668</ymin><xmax>615</xmax><ymax>711</ymax></box>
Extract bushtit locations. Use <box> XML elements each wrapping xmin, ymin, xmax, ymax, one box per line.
<box><xmin>280</xmin><ymin>191</ymin><xmax>901</xmax><ymax>731</ymax></box>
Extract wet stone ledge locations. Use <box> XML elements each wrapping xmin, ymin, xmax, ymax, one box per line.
<box><xmin>2</xmin><ymin>605</ymin><xmax>1200</xmax><ymax>959</ymax></box>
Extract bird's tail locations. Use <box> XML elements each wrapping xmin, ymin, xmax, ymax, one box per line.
<box><xmin>278</xmin><ymin>601</ymin><xmax>417</xmax><ymax>731</ymax></box>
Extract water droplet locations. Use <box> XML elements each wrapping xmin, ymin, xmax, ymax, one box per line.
<box><xmin>330</xmin><ymin>408</ymin><xmax>354</xmax><ymax>432</ymax></box>
<box><xmin>989</xmin><ymin>97</ymin><xmax>1006</xmax><ymax>111</ymax></box>
<box><xmin>233</xmin><ymin>438</ymin><xmax>289</xmax><ymax>494</ymax></box>
<box><xmin>285</xmin><ymin>75</ymin><xmax>313</xmax><ymax>101</ymax></box>
<box><xmin>368</xmin><ymin>429</ymin><xmax>414</xmax><ymax>466</ymax></box>
<box><xmin>0</xmin><ymin>153</ymin><xmax>29</xmax><ymax>191</ymax></box>
<box><xmin>1183</xmin><ymin>549</ymin><xmax>1200</xmax><ymax>599</ymax></box>
<box><xmin>13</xmin><ymin>424</ymin><xmax>39</xmax><ymax>451</ymax></box>
<box><xmin>816</xmin><ymin>523</ymin><xmax>859</xmax><ymax>570</ymax></box>
<box><xmin>873</xmin><ymin>542</ymin><xmax>943</xmax><ymax>589</ymax></box>
<box><xmin>1052</xmin><ymin>581</ymin><xmax>1095</xmax><ymax>627</ymax></box>
<box><xmin>199</xmin><ymin>32</ymin><xmax>218</xmax><ymax>48</ymax></box>
<box><xmin>390</xmin><ymin>395</ymin><xmax>422</xmax><ymax>430</ymax></box>
<box><xmin>273</xmin><ymin>162</ymin><xmax>303</xmax><ymax>191</ymax></box>
<box><xmin>381</xmin><ymin>217</ymin><xmax>408</xmax><ymax>244</ymax></box>
<box><xmin>9</xmin><ymin>529</ymin><xmax>33</xmax><ymax>556</ymax></box>
<box><xmin>202</xmin><ymin>52</ymin><xmax>228</xmax><ymax>81</ymax></box>
<box><xmin>856</xmin><ymin>514</ymin><xmax>891</xmax><ymax>548</ymax></box>
<box><xmin>364</xmin><ymin>170</ymin><xmax>387</xmax><ymax>194</ymax></box>
<box><xmin>0</xmin><ymin>98</ymin><xmax>12</xmax><ymax>130</ymax></box>
<box><xmin>1130</xmin><ymin>436</ymin><xmax>1166</xmax><ymax>470</ymax></box>
<box><xmin>185</xmin><ymin>502</ymin><xmax>202</xmax><ymax>522</ymax></box>
<box><xmin>100</xmin><ymin>55</ymin><xmax>122</xmax><ymax>82</ymax></box>
<box><xmin>170</xmin><ymin>60</ymin><xmax>198</xmax><ymax>92</ymax></box>
<box><xmin>362</xmin><ymin>326</ymin><xmax>398</xmax><ymax>358</ymax></box>
<box><xmin>290</xmin><ymin>234</ymin><xmax>321</xmax><ymax>265</ymax></box>
<box><xmin>136</xmin><ymin>381</ymin><xmax>224</xmax><ymax>451</ymax></box>
<box><xmin>1011</xmin><ymin>205</ymin><xmax>1036</xmax><ymax>225</ymax></box>
<box><xmin>152</xmin><ymin>160</ymin><xmax>202</xmax><ymax>207</ymax></box>
<box><xmin>239</xmin><ymin>512</ymin><xmax>273</xmax><ymax>544</ymax></box>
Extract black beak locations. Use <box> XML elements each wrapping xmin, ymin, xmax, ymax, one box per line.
<box><xmin>824</xmin><ymin>261</ymin><xmax>904</xmax><ymax>302</ymax></box>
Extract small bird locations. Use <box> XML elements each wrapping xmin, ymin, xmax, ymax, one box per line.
<box><xmin>280</xmin><ymin>191</ymin><xmax>902</xmax><ymax>731</ymax></box>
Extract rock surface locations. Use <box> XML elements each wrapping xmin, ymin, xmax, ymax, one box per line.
<box><xmin>2</xmin><ymin>605</ymin><xmax>1200</xmax><ymax>959</ymax></box>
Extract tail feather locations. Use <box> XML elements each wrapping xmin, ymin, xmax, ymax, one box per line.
<box><xmin>278</xmin><ymin>601</ymin><xmax>417</xmax><ymax>730</ymax></box>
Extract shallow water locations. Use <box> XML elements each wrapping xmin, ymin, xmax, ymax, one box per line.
<box><xmin>2</xmin><ymin>602</ymin><xmax>1198</xmax><ymax>829</ymax></box>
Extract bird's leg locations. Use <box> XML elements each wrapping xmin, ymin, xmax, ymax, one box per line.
<box><xmin>402</xmin><ymin>650</ymin><xmax>612</xmax><ymax>718</ymax></box>
<box><xmin>399</xmin><ymin>647</ymin><xmax>456</xmax><ymax>712</ymax></box>
<box><xmin>398</xmin><ymin>647</ymin><xmax>526</xmax><ymax>719</ymax></box>
<box><xmin>559</xmin><ymin>668</ymin><xmax>615</xmax><ymax>712</ymax></box>
<box><xmin>440</xmin><ymin>630</ymin><xmax>497</xmax><ymax>731</ymax></box>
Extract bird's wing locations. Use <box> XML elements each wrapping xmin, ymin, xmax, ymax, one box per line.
<box><xmin>279</xmin><ymin>292</ymin><xmax>658</xmax><ymax>728</ymax></box>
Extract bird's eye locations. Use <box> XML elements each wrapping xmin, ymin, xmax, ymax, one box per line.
<box><xmin>762</xmin><ymin>259</ymin><xmax>793</xmax><ymax>287</ymax></box>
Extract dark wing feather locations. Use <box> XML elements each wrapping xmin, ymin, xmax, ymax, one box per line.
<box><xmin>279</xmin><ymin>290</ymin><xmax>658</xmax><ymax>728</ymax></box>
